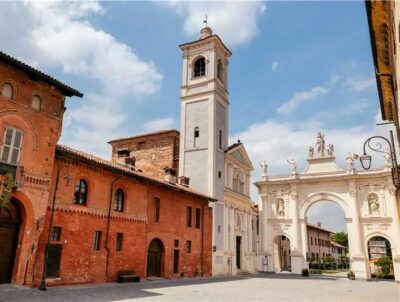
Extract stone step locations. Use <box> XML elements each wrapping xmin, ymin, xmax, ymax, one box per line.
<box><xmin>237</xmin><ymin>269</ymin><xmax>252</xmax><ymax>275</ymax></box>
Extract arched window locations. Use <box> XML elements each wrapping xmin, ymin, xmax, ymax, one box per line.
<box><xmin>73</xmin><ymin>179</ymin><xmax>88</xmax><ymax>205</ymax></box>
<box><xmin>114</xmin><ymin>188</ymin><xmax>124</xmax><ymax>212</ymax></box>
<box><xmin>1</xmin><ymin>82</ymin><xmax>14</xmax><ymax>99</ymax></box>
<box><xmin>217</xmin><ymin>59</ymin><xmax>224</xmax><ymax>82</ymax></box>
<box><xmin>193</xmin><ymin>57</ymin><xmax>206</xmax><ymax>78</ymax></box>
<box><xmin>194</xmin><ymin>126</ymin><xmax>199</xmax><ymax>147</ymax></box>
<box><xmin>31</xmin><ymin>95</ymin><xmax>42</xmax><ymax>111</ymax></box>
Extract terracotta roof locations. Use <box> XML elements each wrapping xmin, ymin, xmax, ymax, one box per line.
<box><xmin>0</xmin><ymin>51</ymin><xmax>83</xmax><ymax>97</ymax></box>
<box><xmin>179</xmin><ymin>34</ymin><xmax>232</xmax><ymax>56</ymax></box>
<box><xmin>331</xmin><ymin>241</ymin><xmax>346</xmax><ymax>249</ymax></box>
<box><xmin>307</xmin><ymin>222</ymin><xmax>334</xmax><ymax>234</ymax></box>
<box><xmin>108</xmin><ymin>129</ymin><xmax>180</xmax><ymax>144</ymax></box>
<box><xmin>225</xmin><ymin>141</ymin><xmax>242</xmax><ymax>153</ymax></box>
<box><xmin>55</xmin><ymin>144</ymin><xmax>215</xmax><ymax>202</ymax></box>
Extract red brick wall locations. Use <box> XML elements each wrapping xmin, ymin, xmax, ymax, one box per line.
<box><xmin>109</xmin><ymin>131</ymin><xmax>180</xmax><ymax>180</ymax></box>
<box><xmin>33</xmin><ymin>156</ymin><xmax>212</xmax><ymax>286</ymax></box>
<box><xmin>0</xmin><ymin>61</ymin><xmax>67</xmax><ymax>285</ymax></box>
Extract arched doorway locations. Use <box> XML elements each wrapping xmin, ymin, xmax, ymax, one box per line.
<box><xmin>147</xmin><ymin>239</ymin><xmax>164</xmax><ymax>277</ymax></box>
<box><xmin>0</xmin><ymin>199</ymin><xmax>21</xmax><ymax>283</ymax></box>
<box><xmin>367</xmin><ymin>236</ymin><xmax>394</xmax><ymax>279</ymax></box>
<box><xmin>273</xmin><ymin>235</ymin><xmax>291</xmax><ymax>272</ymax></box>
<box><xmin>305</xmin><ymin>200</ymin><xmax>349</xmax><ymax>274</ymax></box>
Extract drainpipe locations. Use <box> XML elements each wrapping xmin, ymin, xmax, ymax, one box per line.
<box><xmin>105</xmin><ymin>175</ymin><xmax>122</xmax><ymax>281</ymax></box>
<box><xmin>201</xmin><ymin>201</ymin><xmax>205</xmax><ymax>277</ymax></box>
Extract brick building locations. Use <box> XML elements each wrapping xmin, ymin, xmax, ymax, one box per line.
<box><xmin>307</xmin><ymin>223</ymin><xmax>333</xmax><ymax>260</ymax></box>
<box><xmin>0</xmin><ymin>51</ymin><xmax>213</xmax><ymax>287</ymax></box>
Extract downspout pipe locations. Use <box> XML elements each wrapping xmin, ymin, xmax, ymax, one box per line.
<box><xmin>105</xmin><ymin>175</ymin><xmax>122</xmax><ymax>281</ymax></box>
<box><xmin>201</xmin><ymin>201</ymin><xmax>205</xmax><ymax>277</ymax></box>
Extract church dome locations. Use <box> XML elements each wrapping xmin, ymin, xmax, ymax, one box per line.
<box><xmin>200</xmin><ymin>26</ymin><xmax>213</xmax><ymax>39</ymax></box>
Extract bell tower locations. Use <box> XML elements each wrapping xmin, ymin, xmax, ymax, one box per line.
<box><xmin>179</xmin><ymin>26</ymin><xmax>232</xmax><ymax>201</ymax></box>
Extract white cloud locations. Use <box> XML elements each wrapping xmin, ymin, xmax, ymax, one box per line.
<box><xmin>0</xmin><ymin>1</ymin><xmax>163</xmax><ymax>158</ymax></box>
<box><xmin>166</xmin><ymin>1</ymin><xmax>266</xmax><ymax>46</ymax></box>
<box><xmin>277</xmin><ymin>86</ymin><xmax>328</xmax><ymax>114</ymax></box>
<box><xmin>271</xmin><ymin>61</ymin><xmax>279</xmax><ymax>71</ymax></box>
<box><xmin>143</xmin><ymin>117</ymin><xmax>175</xmax><ymax>132</ymax></box>
<box><xmin>345</xmin><ymin>77</ymin><xmax>375</xmax><ymax>92</ymax></box>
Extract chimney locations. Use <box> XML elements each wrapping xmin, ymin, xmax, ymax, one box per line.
<box><xmin>179</xmin><ymin>176</ymin><xmax>190</xmax><ymax>187</ymax></box>
<box><xmin>164</xmin><ymin>167</ymin><xmax>177</xmax><ymax>184</ymax></box>
<box><xmin>317</xmin><ymin>222</ymin><xmax>321</xmax><ymax>227</ymax></box>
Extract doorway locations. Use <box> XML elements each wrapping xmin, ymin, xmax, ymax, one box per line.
<box><xmin>147</xmin><ymin>239</ymin><xmax>163</xmax><ymax>277</ymax></box>
<box><xmin>236</xmin><ymin>236</ymin><xmax>241</xmax><ymax>269</ymax></box>
<box><xmin>0</xmin><ymin>200</ymin><xmax>21</xmax><ymax>284</ymax></box>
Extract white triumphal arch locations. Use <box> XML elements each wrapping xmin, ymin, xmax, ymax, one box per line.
<box><xmin>256</xmin><ymin>133</ymin><xmax>400</xmax><ymax>281</ymax></box>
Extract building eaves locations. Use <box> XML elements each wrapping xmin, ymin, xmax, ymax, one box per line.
<box><xmin>56</xmin><ymin>144</ymin><xmax>215</xmax><ymax>202</ymax></box>
<box><xmin>0</xmin><ymin>51</ymin><xmax>83</xmax><ymax>98</ymax></box>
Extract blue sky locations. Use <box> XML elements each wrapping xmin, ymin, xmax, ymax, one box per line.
<box><xmin>0</xmin><ymin>1</ymin><xmax>389</xmax><ymax>232</ymax></box>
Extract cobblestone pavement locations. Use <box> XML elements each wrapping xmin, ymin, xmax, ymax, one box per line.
<box><xmin>0</xmin><ymin>273</ymin><xmax>398</xmax><ymax>302</ymax></box>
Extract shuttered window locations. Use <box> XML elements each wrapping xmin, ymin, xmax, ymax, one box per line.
<box><xmin>1</xmin><ymin>128</ymin><xmax>23</xmax><ymax>165</ymax></box>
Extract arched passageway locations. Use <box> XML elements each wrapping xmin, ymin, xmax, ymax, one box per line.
<box><xmin>0</xmin><ymin>199</ymin><xmax>21</xmax><ymax>283</ymax></box>
<box><xmin>367</xmin><ymin>236</ymin><xmax>394</xmax><ymax>279</ymax></box>
<box><xmin>273</xmin><ymin>235</ymin><xmax>291</xmax><ymax>272</ymax></box>
<box><xmin>147</xmin><ymin>239</ymin><xmax>164</xmax><ymax>277</ymax></box>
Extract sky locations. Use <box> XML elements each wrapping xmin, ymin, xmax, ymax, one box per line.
<box><xmin>0</xmin><ymin>0</ymin><xmax>392</xmax><ymax>233</ymax></box>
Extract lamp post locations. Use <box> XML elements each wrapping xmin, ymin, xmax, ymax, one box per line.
<box><xmin>38</xmin><ymin>165</ymin><xmax>71</xmax><ymax>291</ymax></box>
<box><xmin>360</xmin><ymin>130</ymin><xmax>400</xmax><ymax>189</ymax></box>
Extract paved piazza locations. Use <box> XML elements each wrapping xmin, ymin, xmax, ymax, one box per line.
<box><xmin>0</xmin><ymin>274</ymin><xmax>398</xmax><ymax>302</ymax></box>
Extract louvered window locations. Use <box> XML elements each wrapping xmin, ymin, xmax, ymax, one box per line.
<box><xmin>1</xmin><ymin>128</ymin><xmax>23</xmax><ymax>165</ymax></box>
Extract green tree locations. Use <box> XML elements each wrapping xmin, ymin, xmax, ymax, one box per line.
<box><xmin>331</xmin><ymin>232</ymin><xmax>348</xmax><ymax>247</ymax></box>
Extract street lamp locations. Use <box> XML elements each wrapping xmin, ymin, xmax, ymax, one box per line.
<box><xmin>38</xmin><ymin>165</ymin><xmax>70</xmax><ymax>291</ymax></box>
<box><xmin>360</xmin><ymin>130</ymin><xmax>399</xmax><ymax>189</ymax></box>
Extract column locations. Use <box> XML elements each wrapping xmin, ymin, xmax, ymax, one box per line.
<box><xmin>347</xmin><ymin>181</ymin><xmax>369</xmax><ymax>280</ymax></box>
<box><xmin>388</xmin><ymin>184</ymin><xmax>400</xmax><ymax>282</ymax></box>
<box><xmin>289</xmin><ymin>184</ymin><xmax>304</xmax><ymax>274</ymax></box>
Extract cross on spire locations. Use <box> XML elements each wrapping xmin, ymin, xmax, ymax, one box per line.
<box><xmin>203</xmin><ymin>14</ymin><xmax>208</xmax><ymax>27</ymax></box>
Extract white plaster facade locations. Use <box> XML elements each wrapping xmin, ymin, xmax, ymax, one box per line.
<box><xmin>255</xmin><ymin>135</ymin><xmax>400</xmax><ymax>281</ymax></box>
<box><xmin>178</xmin><ymin>27</ymin><xmax>256</xmax><ymax>276</ymax></box>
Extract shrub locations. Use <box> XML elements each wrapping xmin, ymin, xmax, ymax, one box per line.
<box><xmin>375</xmin><ymin>257</ymin><xmax>393</xmax><ymax>279</ymax></box>
<box><xmin>347</xmin><ymin>271</ymin><xmax>355</xmax><ymax>280</ymax></box>
<box><xmin>302</xmin><ymin>269</ymin><xmax>309</xmax><ymax>277</ymax></box>
<box><xmin>310</xmin><ymin>269</ymin><xmax>322</xmax><ymax>274</ymax></box>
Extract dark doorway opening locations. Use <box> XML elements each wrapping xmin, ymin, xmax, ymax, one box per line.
<box><xmin>147</xmin><ymin>239</ymin><xmax>163</xmax><ymax>277</ymax></box>
<box><xmin>0</xmin><ymin>199</ymin><xmax>21</xmax><ymax>284</ymax></box>
<box><xmin>236</xmin><ymin>236</ymin><xmax>241</xmax><ymax>269</ymax></box>
<box><xmin>46</xmin><ymin>244</ymin><xmax>63</xmax><ymax>278</ymax></box>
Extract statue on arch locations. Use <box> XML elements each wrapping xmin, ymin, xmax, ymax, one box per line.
<box><xmin>308</xmin><ymin>146</ymin><xmax>314</xmax><ymax>158</ymax></box>
<box><xmin>260</xmin><ymin>161</ymin><xmax>268</xmax><ymax>178</ymax></box>
<box><xmin>368</xmin><ymin>194</ymin><xmax>380</xmax><ymax>216</ymax></box>
<box><xmin>346</xmin><ymin>153</ymin><xmax>359</xmax><ymax>171</ymax></box>
<box><xmin>327</xmin><ymin>144</ymin><xmax>334</xmax><ymax>156</ymax></box>
<box><xmin>277</xmin><ymin>199</ymin><xmax>285</xmax><ymax>217</ymax></box>
<box><xmin>315</xmin><ymin>132</ymin><xmax>325</xmax><ymax>157</ymax></box>
<box><xmin>383</xmin><ymin>149</ymin><xmax>392</xmax><ymax>168</ymax></box>
<box><xmin>287</xmin><ymin>158</ymin><xmax>297</xmax><ymax>173</ymax></box>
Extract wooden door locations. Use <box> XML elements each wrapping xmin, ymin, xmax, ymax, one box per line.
<box><xmin>46</xmin><ymin>244</ymin><xmax>63</xmax><ymax>278</ymax></box>
<box><xmin>236</xmin><ymin>236</ymin><xmax>241</xmax><ymax>269</ymax></box>
<box><xmin>0</xmin><ymin>202</ymin><xmax>21</xmax><ymax>284</ymax></box>
<box><xmin>147</xmin><ymin>240</ymin><xmax>162</xmax><ymax>277</ymax></box>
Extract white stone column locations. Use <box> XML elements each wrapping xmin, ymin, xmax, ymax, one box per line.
<box><xmin>230</xmin><ymin>207</ymin><xmax>235</xmax><ymax>253</ymax></box>
<box><xmin>347</xmin><ymin>182</ymin><xmax>369</xmax><ymax>280</ymax></box>
<box><xmin>289</xmin><ymin>185</ymin><xmax>304</xmax><ymax>274</ymax></box>
<box><xmin>388</xmin><ymin>184</ymin><xmax>400</xmax><ymax>282</ymax></box>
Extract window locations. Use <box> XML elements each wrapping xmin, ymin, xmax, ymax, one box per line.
<box><xmin>50</xmin><ymin>227</ymin><xmax>62</xmax><ymax>241</ymax></box>
<box><xmin>116</xmin><ymin>232</ymin><xmax>123</xmax><ymax>251</ymax></box>
<box><xmin>73</xmin><ymin>179</ymin><xmax>88</xmax><ymax>205</ymax></box>
<box><xmin>187</xmin><ymin>206</ymin><xmax>192</xmax><ymax>227</ymax></box>
<box><xmin>31</xmin><ymin>95</ymin><xmax>42</xmax><ymax>111</ymax></box>
<box><xmin>194</xmin><ymin>127</ymin><xmax>199</xmax><ymax>147</ymax></box>
<box><xmin>1</xmin><ymin>82</ymin><xmax>14</xmax><ymax>99</ymax></box>
<box><xmin>93</xmin><ymin>231</ymin><xmax>102</xmax><ymax>251</ymax></box>
<box><xmin>195</xmin><ymin>208</ymin><xmax>201</xmax><ymax>229</ymax></box>
<box><xmin>193</xmin><ymin>57</ymin><xmax>206</xmax><ymax>77</ymax></box>
<box><xmin>217</xmin><ymin>59</ymin><xmax>224</xmax><ymax>82</ymax></box>
<box><xmin>153</xmin><ymin>197</ymin><xmax>160</xmax><ymax>223</ymax></box>
<box><xmin>219</xmin><ymin>130</ymin><xmax>222</xmax><ymax>149</ymax></box>
<box><xmin>114</xmin><ymin>188</ymin><xmax>124</xmax><ymax>212</ymax></box>
<box><xmin>174</xmin><ymin>239</ymin><xmax>179</xmax><ymax>248</ymax></box>
<box><xmin>1</xmin><ymin>127</ymin><xmax>23</xmax><ymax>165</ymax></box>
<box><xmin>186</xmin><ymin>240</ymin><xmax>192</xmax><ymax>253</ymax></box>
<box><xmin>310</xmin><ymin>237</ymin><xmax>313</xmax><ymax>245</ymax></box>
